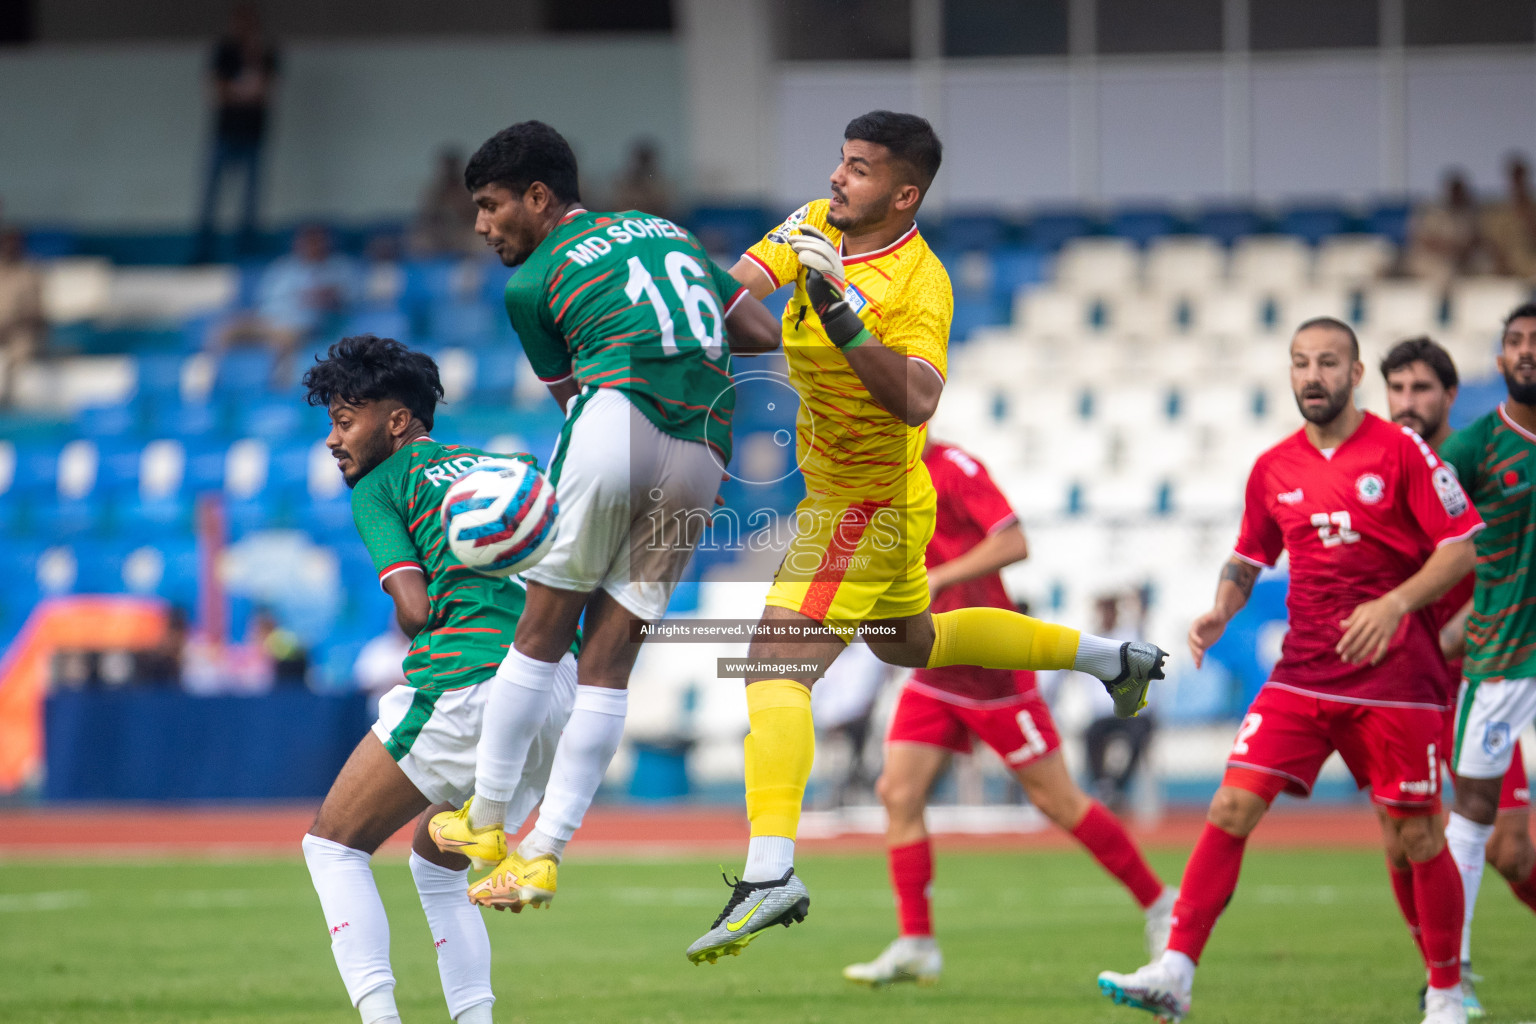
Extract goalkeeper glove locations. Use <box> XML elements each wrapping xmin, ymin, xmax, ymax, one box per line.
<box><xmin>789</xmin><ymin>225</ymin><xmax>847</xmax><ymax>298</ymax></box>
<box><xmin>804</xmin><ymin>268</ymin><xmax>868</xmax><ymax>350</ymax></box>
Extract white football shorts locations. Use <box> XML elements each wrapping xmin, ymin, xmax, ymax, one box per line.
<box><xmin>1452</xmin><ymin>675</ymin><xmax>1536</xmax><ymax>780</ymax></box>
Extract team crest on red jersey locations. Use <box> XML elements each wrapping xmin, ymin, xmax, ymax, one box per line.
<box><xmin>1355</xmin><ymin>473</ymin><xmax>1384</xmax><ymax>504</ymax></box>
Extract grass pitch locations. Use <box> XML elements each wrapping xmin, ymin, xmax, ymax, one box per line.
<box><xmin>2</xmin><ymin>847</ymin><xmax>1533</xmax><ymax>1023</ymax></box>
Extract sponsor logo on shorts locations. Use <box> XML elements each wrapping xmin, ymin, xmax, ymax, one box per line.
<box><xmin>1484</xmin><ymin>721</ymin><xmax>1513</xmax><ymax>757</ymax></box>
<box><xmin>1399</xmin><ymin>779</ymin><xmax>1435</xmax><ymax>795</ymax></box>
<box><xmin>1277</xmin><ymin>488</ymin><xmax>1304</xmax><ymax>504</ymax></box>
<box><xmin>330</xmin><ymin>921</ymin><xmax>350</xmax><ymax>936</ymax></box>
<box><xmin>1355</xmin><ymin>473</ymin><xmax>1385</xmax><ymax>504</ymax></box>
<box><xmin>1432</xmin><ymin>465</ymin><xmax>1470</xmax><ymax>517</ymax></box>
<box><xmin>1515</xmin><ymin>787</ymin><xmax>1531</xmax><ymax>804</ymax></box>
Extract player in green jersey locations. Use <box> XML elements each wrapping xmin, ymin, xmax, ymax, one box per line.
<box><xmin>428</xmin><ymin>121</ymin><xmax>782</xmax><ymax>909</ymax></box>
<box><xmin>1438</xmin><ymin>303</ymin><xmax>1536</xmax><ymax>1007</ymax></box>
<box><xmin>300</xmin><ymin>335</ymin><xmax>579</xmax><ymax>1024</ymax></box>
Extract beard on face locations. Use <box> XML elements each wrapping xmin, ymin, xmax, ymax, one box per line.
<box><xmin>826</xmin><ymin>185</ymin><xmax>890</xmax><ymax>233</ymax></box>
<box><xmin>1505</xmin><ymin>359</ymin><xmax>1536</xmax><ymax>405</ymax></box>
<box><xmin>1295</xmin><ymin>377</ymin><xmax>1352</xmax><ymax>426</ymax></box>
<box><xmin>341</xmin><ymin>424</ymin><xmax>393</xmax><ymax>488</ymax></box>
<box><xmin>1392</xmin><ymin>409</ymin><xmax>1441</xmax><ymax>439</ymax></box>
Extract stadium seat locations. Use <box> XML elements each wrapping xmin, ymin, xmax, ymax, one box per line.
<box><xmin>1369</xmin><ymin>202</ymin><xmax>1413</xmax><ymax>246</ymax></box>
<box><xmin>212</xmin><ymin>349</ymin><xmax>276</xmax><ymax>395</ymax></box>
<box><xmin>1447</xmin><ymin>277</ymin><xmax>1532</xmax><ymax>335</ymax></box>
<box><xmin>1272</xmin><ymin>286</ymin><xmax>1352</xmax><ymax>326</ymax></box>
<box><xmin>1230</xmin><ymin>236</ymin><xmax>1311</xmax><ymax>292</ymax></box>
<box><xmin>1314</xmin><ymin>234</ymin><xmax>1394</xmax><ymax>285</ymax></box>
<box><xmin>1194</xmin><ymin>206</ymin><xmax>1264</xmax><ymax>246</ymax></box>
<box><xmin>1360</xmin><ymin>281</ymin><xmax>1441</xmax><ymax>336</ymax></box>
<box><xmin>1015</xmin><ymin>288</ymin><xmax>1092</xmax><ymax>337</ymax></box>
<box><xmin>1279</xmin><ymin>205</ymin><xmax>1351</xmax><ymax>245</ymax></box>
<box><xmin>232</xmin><ymin>395</ymin><xmax>314</xmax><ymax>443</ymax></box>
<box><xmin>1103</xmin><ymin>290</ymin><xmax>1179</xmax><ymax>337</ymax></box>
<box><xmin>1054</xmin><ymin>237</ymin><xmax>1139</xmax><ymax>293</ymax></box>
<box><xmin>1190</xmin><ymin>290</ymin><xmax>1268</xmax><ymax>338</ymax></box>
<box><xmin>1109</xmin><ymin>207</ymin><xmax>1180</xmax><ymax>247</ymax></box>
<box><xmin>1024</xmin><ymin>210</ymin><xmax>1095</xmax><ymax>251</ymax></box>
<box><xmin>1144</xmin><ymin>236</ymin><xmax>1224</xmax><ymax>295</ymax></box>
<box><xmin>73</xmin><ymin>400</ymin><xmax>139</xmax><ymax>438</ymax></box>
<box><xmin>941</xmin><ymin>211</ymin><xmax>1012</xmax><ymax>251</ymax></box>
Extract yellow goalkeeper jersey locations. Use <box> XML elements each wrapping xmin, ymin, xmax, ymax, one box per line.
<box><xmin>744</xmin><ymin>199</ymin><xmax>952</xmax><ymax>506</ymax></box>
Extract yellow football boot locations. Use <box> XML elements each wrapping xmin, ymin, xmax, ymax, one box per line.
<box><xmin>427</xmin><ymin>799</ymin><xmax>506</xmax><ymax>870</ymax></box>
<box><xmin>468</xmin><ymin>853</ymin><xmax>558</xmax><ymax>910</ymax></box>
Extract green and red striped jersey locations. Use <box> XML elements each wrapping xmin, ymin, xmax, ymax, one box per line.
<box><xmin>1441</xmin><ymin>404</ymin><xmax>1536</xmax><ymax>683</ymax></box>
<box><xmin>502</xmin><ymin>209</ymin><xmax>747</xmax><ymax>463</ymax></box>
<box><xmin>350</xmin><ymin>437</ymin><xmax>559</xmax><ymax>693</ymax></box>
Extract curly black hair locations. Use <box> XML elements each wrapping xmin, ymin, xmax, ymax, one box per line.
<box><xmin>464</xmin><ymin>120</ymin><xmax>581</xmax><ymax>204</ymax></box>
<box><xmin>302</xmin><ymin>335</ymin><xmax>445</xmax><ymax>429</ymax></box>
<box><xmin>1380</xmin><ymin>336</ymin><xmax>1458</xmax><ymax>390</ymax></box>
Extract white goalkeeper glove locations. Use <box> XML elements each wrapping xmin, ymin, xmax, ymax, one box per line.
<box><xmin>789</xmin><ymin>225</ymin><xmax>846</xmax><ymax>300</ymax></box>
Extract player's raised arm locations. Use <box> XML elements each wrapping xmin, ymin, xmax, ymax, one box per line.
<box><xmin>718</xmin><ymin>265</ymin><xmax>782</xmax><ymax>355</ymax></box>
<box><xmin>730</xmin><ymin>256</ymin><xmax>781</xmax><ymax>300</ymax></box>
<box><xmin>1189</xmin><ymin>557</ymin><xmax>1259</xmax><ymax>668</ymax></box>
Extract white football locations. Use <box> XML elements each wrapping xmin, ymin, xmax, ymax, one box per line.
<box><xmin>440</xmin><ymin>458</ymin><xmax>559</xmax><ymax>578</ymax></box>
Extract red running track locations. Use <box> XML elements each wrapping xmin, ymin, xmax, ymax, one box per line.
<box><xmin>0</xmin><ymin>803</ymin><xmax>1386</xmax><ymax>858</ymax></box>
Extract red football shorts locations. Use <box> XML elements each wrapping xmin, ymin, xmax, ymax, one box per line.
<box><xmin>1224</xmin><ymin>684</ymin><xmax>1443</xmax><ymax>818</ymax></box>
<box><xmin>1438</xmin><ymin>711</ymin><xmax>1529</xmax><ymax>812</ymax></box>
<box><xmin>887</xmin><ymin>683</ymin><xmax>1060</xmax><ymax>769</ymax></box>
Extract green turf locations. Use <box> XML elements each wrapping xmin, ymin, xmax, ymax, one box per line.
<box><xmin>1</xmin><ymin>847</ymin><xmax>1533</xmax><ymax>1023</ymax></box>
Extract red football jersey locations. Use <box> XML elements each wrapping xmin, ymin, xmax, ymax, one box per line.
<box><xmin>1233</xmin><ymin>412</ymin><xmax>1484</xmax><ymax>708</ymax></box>
<box><xmin>908</xmin><ymin>442</ymin><xmax>1036</xmax><ymax>703</ymax></box>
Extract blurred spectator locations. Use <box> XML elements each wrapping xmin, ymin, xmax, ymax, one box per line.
<box><xmin>249</xmin><ymin>607</ymin><xmax>308</xmax><ymax>686</ymax></box>
<box><xmin>1481</xmin><ymin>154</ymin><xmax>1536</xmax><ymax>281</ymax></box>
<box><xmin>408</xmin><ymin>147</ymin><xmax>480</xmax><ymax>258</ymax></box>
<box><xmin>352</xmin><ymin>618</ymin><xmax>409</xmax><ymax>701</ymax></box>
<box><xmin>1405</xmin><ymin>171</ymin><xmax>1492</xmax><ymax>285</ymax></box>
<box><xmin>361</xmin><ymin>232</ymin><xmax>405</xmax><ymax>309</ymax></box>
<box><xmin>609</xmin><ymin>138</ymin><xmax>675</xmax><ymax>221</ymax></box>
<box><xmin>192</xmin><ymin>4</ymin><xmax>280</xmax><ymax>262</ymax></box>
<box><xmin>0</xmin><ymin>227</ymin><xmax>44</xmax><ymax>406</ymax></box>
<box><xmin>1074</xmin><ymin>590</ymin><xmax>1156</xmax><ymax>815</ymax></box>
<box><xmin>211</xmin><ymin>224</ymin><xmax>357</xmax><ymax>384</ymax></box>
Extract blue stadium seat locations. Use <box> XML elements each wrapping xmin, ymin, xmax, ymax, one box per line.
<box><xmin>1279</xmin><ymin>205</ymin><xmax>1351</xmax><ymax>246</ymax></box>
<box><xmin>941</xmin><ymin>212</ymin><xmax>1011</xmax><ymax>251</ymax></box>
<box><xmin>116</xmin><ymin>494</ymin><xmax>194</xmax><ymax>535</ymax></box>
<box><xmin>991</xmin><ymin>246</ymin><xmax>1049</xmax><ymax>295</ymax></box>
<box><xmin>135</xmin><ymin>352</ymin><xmax>185</xmax><ymax>400</ymax></box>
<box><xmin>342</xmin><ymin>309</ymin><xmax>410</xmax><ymax>341</ymax></box>
<box><xmin>302</xmin><ymin>495</ymin><xmax>356</xmax><ymax>541</ymax></box>
<box><xmin>214</xmin><ymin>349</ymin><xmax>277</xmax><ymax>394</ymax></box>
<box><xmin>71</xmin><ymin>539</ymin><xmax>128</xmax><ymax>594</ymax></box>
<box><xmin>231</xmin><ymin>395</ymin><xmax>312</xmax><ymax>443</ymax></box>
<box><xmin>1110</xmin><ymin>207</ymin><xmax>1181</xmax><ymax>246</ymax></box>
<box><xmin>181</xmin><ymin>438</ymin><xmax>228</xmax><ymax>493</ymax></box>
<box><xmin>1194</xmin><ymin>206</ymin><xmax>1264</xmax><ymax>246</ymax></box>
<box><xmin>147</xmin><ymin>399</ymin><xmax>223</xmax><ymax>439</ymax></box>
<box><xmin>9</xmin><ymin>441</ymin><xmax>61</xmax><ymax>497</ymax></box>
<box><xmin>472</xmin><ymin>347</ymin><xmax>523</xmax><ymax>397</ymax></box>
<box><xmin>36</xmin><ymin>497</ymin><xmax>106</xmax><ymax>540</ymax></box>
<box><xmin>431</xmin><ymin>301</ymin><xmax>497</xmax><ymax>346</ymax></box>
<box><xmin>93</xmin><ymin>437</ymin><xmax>144</xmax><ymax>497</ymax></box>
<box><xmin>1369</xmin><ymin>202</ymin><xmax>1412</xmax><ymax>246</ymax></box>
<box><xmin>1025</xmin><ymin>210</ymin><xmax>1094</xmax><ymax>251</ymax></box>
<box><xmin>74</xmin><ymin>401</ymin><xmax>140</xmax><ymax>438</ymax></box>
<box><xmin>225</xmin><ymin>492</ymin><xmax>285</xmax><ymax>536</ymax></box>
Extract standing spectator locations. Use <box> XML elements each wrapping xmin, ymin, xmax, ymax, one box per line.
<box><xmin>1076</xmin><ymin>590</ymin><xmax>1156</xmax><ymax>815</ymax></box>
<box><xmin>408</xmin><ymin>148</ymin><xmax>479</xmax><ymax>258</ymax></box>
<box><xmin>1481</xmin><ymin>154</ymin><xmax>1536</xmax><ymax>281</ymax></box>
<box><xmin>211</xmin><ymin>224</ymin><xmax>358</xmax><ymax>384</ymax></box>
<box><xmin>609</xmin><ymin>138</ymin><xmax>675</xmax><ymax>221</ymax></box>
<box><xmin>1406</xmin><ymin>172</ymin><xmax>1492</xmax><ymax>285</ymax></box>
<box><xmin>0</xmin><ymin>227</ymin><xmax>43</xmax><ymax>406</ymax></box>
<box><xmin>193</xmin><ymin>4</ymin><xmax>280</xmax><ymax>263</ymax></box>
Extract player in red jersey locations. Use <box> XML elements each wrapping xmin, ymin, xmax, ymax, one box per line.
<box><xmin>1381</xmin><ymin>336</ymin><xmax>1532</xmax><ymax>1018</ymax></box>
<box><xmin>841</xmin><ymin>440</ymin><xmax>1174</xmax><ymax>987</ymax></box>
<box><xmin>1098</xmin><ymin>318</ymin><xmax>1483</xmax><ymax>1024</ymax></box>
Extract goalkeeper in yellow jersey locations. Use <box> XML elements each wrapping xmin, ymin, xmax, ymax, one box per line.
<box><xmin>685</xmin><ymin>110</ymin><xmax>1169</xmax><ymax>964</ymax></box>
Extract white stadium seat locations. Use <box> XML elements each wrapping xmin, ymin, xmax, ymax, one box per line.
<box><xmin>1054</xmin><ymin>237</ymin><xmax>1139</xmax><ymax>293</ymax></box>
<box><xmin>1361</xmin><ymin>280</ymin><xmax>1441</xmax><ymax>336</ymax></box>
<box><xmin>1314</xmin><ymin>234</ymin><xmax>1394</xmax><ymax>285</ymax></box>
<box><xmin>1271</xmin><ymin>285</ymin><xmax>1351</xmax><ymax>326</ymax></box>
<box><xmin>1230</xmin><ymin>236</ymin><xmax>1311</xmax><ymax>292</ymax></box>
<box><xmin>1447</xmin><ymin>276</ymin><xmax>1532</xmax><ymax>336</ymax></box>
<box><xmin>1144</xmin><ymin>236</ymin><xmax>1225</xmax><ymax>295</ymax></box>
<box><xmin>1016</xmin><ymin>287</ymin><xmax>1093</xmax><ymax>337</ymax></box>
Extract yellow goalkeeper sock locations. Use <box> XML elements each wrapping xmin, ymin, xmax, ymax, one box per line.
<box><xmin>926</xmin><ymin>607</ymin><xmax>1081</xmax><ymax>672</ymax></box>
<box><xmin>744</xmin><ymin>679</ymin><xmax>815</xmax><ymax>840</ymax></box>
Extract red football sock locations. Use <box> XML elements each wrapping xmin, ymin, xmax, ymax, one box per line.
<box><xmin>1412</xmin><ymin>846</ymin><xmax>1464</xmax><ymax>990</ymax></box>
<box><xmin>1507</xmin><ymin>861</ymin><xmax>1536</xmax><ymax>914</ymax></box>
<box><xmin>890</xmin><ymin>838</ymin><xmax>934</xmax><ymax>937</ymax></box>
<box><xmin>1387</xmin><ymin>861</ymin><xmax>1424</xmax><ymax>958</ymax></box>
<box><xmin>1167</xmin><ymin>823</ymin><xmax>1248</xmax><ymax>965</ymax></box>
<box><xmin>1071</xmin><ymin>801</ymin><xmax>1164</xmax><ymax>909</ymax></box>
